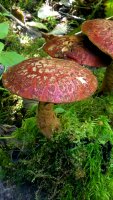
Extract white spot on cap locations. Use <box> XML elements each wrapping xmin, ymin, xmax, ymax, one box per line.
<box><xmin>44</xmin><ymin>76</ymin><xmax>48</xmax><ymax>81</ymax></box>
<box><xmin>62</xmin><ymin>46</ymin><xmax>68</xmax><ymax>52</ymax></box>
<box><xmin>27</xmin><ymin>74</ymin><xmax>37</xmax><ymax>78</ymax></box>
<box><xmin>45</xmin><ymin>69</ymin><xmax>50</xmax><ymax>73</ymax></box>
<box><xmin>23</xmin><ymin>69</ymin><xmax>28</xmax><ymax>75</ymax></box>
<box><xmin>33</xmin><ymin>67</ymin><xmax>37</xmax><ymax>72</ymax></box>
<box><xmin>50</xmin><ymin>76</ymin><xmax>56</xmax><ymax>82</ymax></box>
<box><xmin>48</xmin><ymin>45</ymin><xmax>55</xmax><ymax>50</ymax></box>
<box><xmin>39</xmin><ymin>69</ymin><xmax>43</xmax><ymax>73</ymax></box>
<box><xmin>76</xmin><ymin>77</ymin><xmax>86</xmax><ymax>84</ymax></box>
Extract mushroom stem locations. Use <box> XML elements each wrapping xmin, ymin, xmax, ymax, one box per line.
<box><xmin>37</xmin><ymin>102</ymin><xmax>61</xmax><ymax>138</ymax></box>
<box><xmin>101</xmin><ymin>61</ymin><xmax>113</xmax><ymax>93</ymax></box>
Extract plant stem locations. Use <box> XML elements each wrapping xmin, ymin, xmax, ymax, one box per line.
<box><xmin>0</xmin><ymin>136</ymin><xmax>15</xmax><ymax>139</ymax></box>
<box><xmin>101</xmin><ymin>61</ymin><xmax>113</xmax><ymax>93</ymax></box>
<box><xmin>37</xmin><ymin>102</ymin><xmax>61</xmax><ymax>138</ymax></box>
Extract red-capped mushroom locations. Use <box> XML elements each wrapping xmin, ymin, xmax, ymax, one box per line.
<box><xmin>43</xmin><ymin>34</ymin><xmax>110</xmax><ymax>67</ymax></box>
<box><xmin>2</xmin><ymin>57</ymin><xmax>97</xmax><ymax>138</ymax></box>
<box><xmin>43</xmin><ymin>34</ymin><xmax>77</xmax><ymax>58</ymax></box>
<box><xmin>81</xmin><ymin>19</ymin><xmax>113</xmax><ymax>93</ymax></box>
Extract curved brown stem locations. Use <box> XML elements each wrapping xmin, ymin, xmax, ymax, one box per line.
<box><xmin>101</xmin><ymin>62</ymin><xmax>113</xmax><ymax>93</ymax></box>
<box><xmin>37</xmin><ymin>102</ymin><xmax>61</xmax><ymax>138</ymax></box>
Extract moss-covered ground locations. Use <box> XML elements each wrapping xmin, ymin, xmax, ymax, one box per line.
<box><xmin>1</xmin><ymin>64</ymin><xmax>113</xmax><ymax>199</ymax></box>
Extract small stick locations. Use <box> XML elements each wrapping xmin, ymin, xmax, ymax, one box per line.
<box><xmin>0</xmin><ymin>4</ymin><xmax>42</xmax><ymax>37</ymax></box>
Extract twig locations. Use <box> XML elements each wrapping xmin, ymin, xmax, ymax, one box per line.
<box><xmin>0</xmin><ymin>4</ymin><xmax>42</xmax><ymax>38</ymax></box>
<box><xmin>75</xmin><ymin>31</ymin><xmax>82</xmax><ymax>35</ymax></box>
<box><xmin>106</xmin><ymin>16</ymin><xmax>113</xmax><ymax>20</ymax></box>
<box><xmin>59</xmin><ymin>11</ymin><xmax>85</xmax><ymax>21</ymax></box>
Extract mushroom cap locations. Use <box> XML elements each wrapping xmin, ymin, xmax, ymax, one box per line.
<box><xmin>43</xmin><ymin>34</ymin><xmax>109</xmax><ymax>67</ymax></box>
<box><xmin>2</xmin><ymin>57</ymin><xmax>97</xmax><ymax>103</ymax></box>
<box><xmin>81</xmin><ymin>19</ymin><xmax>113</xmax><ymax>58</ymax></box>
<box><xmin>43</xmin><ymin>35</ymin><xmax>77</xmax><ymax>58</ymax></box>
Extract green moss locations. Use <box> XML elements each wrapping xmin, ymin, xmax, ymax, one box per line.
<box><xmin>22</xmin><ymin>37</ymin><xmax>48</xmax><ymax>58</ymax></box>
<box><xmin>0</xmin><ymin>92</ymin><xmax>23</xmax><ymax>126</ymax></box>
<box><xmin>12</xmin><ymin>117</ymin><xmax>39</xmax><ymax>144</ymax></box>
<box><xmin>1</xmin><ymin>94</ymin><xmax>113</xmax><ymax>198</ymax></box>
<box><xmin>1</xmin><ymin>64</ymin><xmax>113</xmax><ymax>199</ymax></box>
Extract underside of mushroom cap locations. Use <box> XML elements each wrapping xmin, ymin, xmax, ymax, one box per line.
<box><xmin>81</xmin><ymin>19</ymin><xmax>113</xmax><ymax>58</ymax></box>
<box><xmin>66</xmin><ymin>36</ymin><xmax>111</xmax><ymax>67</ymax></box>
<box><xmin>2</xmin><ymin>57</ymin><xmax>97</xmax><ymax>103</ymax></box>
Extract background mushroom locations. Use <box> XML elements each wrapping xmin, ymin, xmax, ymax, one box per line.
<box><xmin>81</xmin><ymin>19</ymin><xmax>113</xmax><ymax>93</ymax></box>
<box><xmin>43</xmin><ymin>34</ymin><xmax>77</xmax><ymax>58</ymax></box>
<box><xmin>2</xmin><ymin>57</ymin><xmax>97</xmax><ymax>138</ymax></box>
<box><xmin>43</xmin><ymin>33</ymin><xmax>110</xmax><ymax>68</ymax></box>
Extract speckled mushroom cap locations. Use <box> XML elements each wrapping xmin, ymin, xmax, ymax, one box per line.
<box><xmin>43</xmin><ymin>34</ymin><xmax>109</xmax><ymax>67</ymax></box>
<box><xmin>43</xmin><ymin>35</ymin><xmax>77</xmax><ymax>58</ymax></box>
<box><xmin>2</xmin><ymin>57</ymin><xmax>97</xmax><ymax>103</ymax></box>
<box><xmin>81</xmin><ymin>19</ymin><xmax>113</xmax><ymax>58</ymax></box>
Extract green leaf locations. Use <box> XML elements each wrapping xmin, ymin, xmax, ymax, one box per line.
<box><xmin>105</xmin><ymin>0</ymin><xmax>113</xmax><ymax>17</ymax></box>
<box><xmin>26</xmin><ymin>21</ymin><xmax>48</xmax><ymax>31</ymax></box>
<box><xmin>0</xmin><ymin>51</ymin><xmax>25</xmax><ymax>67</ymax></box>
<box><xmin>0</xmin><ymin>42</ymin><xmax>4</xmax><ymax>52</ymax></box>
<box><xmin>55</xmin><ymin>107</ymin><xmax>66</xmax><ymax>114</ymax></box>
<box><xmin>0</xmin><ymin>22</ymin><xmax>9</xmax><ymax>39</ymax></box>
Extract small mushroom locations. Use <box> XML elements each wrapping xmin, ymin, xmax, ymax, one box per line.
<box><xmin>81</xmin><ymin>19</ymin><xmax>113</xmax><ymax>93</ymax></box>
<box><xmin>43</xmin><ymin>34</ymin><xmax>77</xmax><ymax>58</ymax></box>
<box><xmin>2</xmin><ymin>57</ymin><xmax>97</xmax><ymax>138</ymax></box>
<box><xmin>43</xmin><ymin>34</ymin><xmax>110</xmax><ymax>67</ymax></box>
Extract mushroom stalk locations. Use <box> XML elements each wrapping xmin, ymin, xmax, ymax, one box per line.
<box><xmin>101</xmin><ymin>62</ymin><xmax>113</xmax><ymax>93</ymax></box>
<box><xmin>37</xmin><ymin>102</ymin><xmax>61</xmax><ymax>138</ymax></box>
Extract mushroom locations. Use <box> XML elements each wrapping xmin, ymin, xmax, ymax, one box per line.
<box><xmin>2</xmin><ymin>57</ymin><xmax>97</xmax><ymax>138</ymax></box>
<box><xmin>43</xmin><ymin>34</ymin><xmax>77</xmax><ymax>58</ymax></box>
<box><xmin>43</xmin><ymin>33</ymin><xmax>110</xmax><ymax>67</ymax></box>
<box><xmin>81</xmin><ymin>19</ymin><xmax>113</xmax><ymax>93</ymax></box>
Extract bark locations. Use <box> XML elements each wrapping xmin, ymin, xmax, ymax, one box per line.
<box><xmin>37</xmin><ymin>102</ymin><xmax>61</xmax><ymax>138</ymax></box>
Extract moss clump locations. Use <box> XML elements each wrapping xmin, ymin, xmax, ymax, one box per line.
<box><xmin>0</xmin><ymin>91</ymin><xmax>23</xmax><ymax>126</ymax></box>
<box><xmin>1</xmin><ymin>95</ymin><xmax>113</xmax><ymax>199</ymax></box>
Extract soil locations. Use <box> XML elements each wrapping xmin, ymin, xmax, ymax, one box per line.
<box><xmin>0</xmin><ymin>181</ymin><xmax>36</xmax><ymax>200</ymax></box>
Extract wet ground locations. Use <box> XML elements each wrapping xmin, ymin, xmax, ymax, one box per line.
<box><xmin>0</xmin><ymin>181</ymin><xmax>36</xmax><ymax>200</ymax></box>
